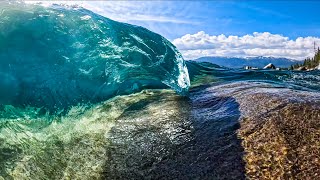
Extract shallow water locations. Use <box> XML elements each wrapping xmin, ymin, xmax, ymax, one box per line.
<box><xmin>1</xmin><ymin>79</ymin><xmax>320</xmax><ymax>179</ymax></box>
<box><xmin>1</xmin><ymin>2</ymin><xmax>320</xmax><ymax>180</ymax></box>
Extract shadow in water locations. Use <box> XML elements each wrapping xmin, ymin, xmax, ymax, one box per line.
<box><xmin>103</xmin><ymin>90</ymin><xmax>245</xmax><ymax>179</ymax></box>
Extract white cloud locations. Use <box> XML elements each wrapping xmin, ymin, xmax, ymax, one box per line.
<box><xmin>24</xmin><ymin>1</ymin><xmax>199</xmax><ymax>39</ymax></box>
<box><xmin>173</xmin><ymin>31</ymin><xmax>320</xmax><ymax>60</ymax></box>
<box><xmin>25</xmin><ymin>1</ymin><xmax>195</xmax><ymax>24</ymax></box>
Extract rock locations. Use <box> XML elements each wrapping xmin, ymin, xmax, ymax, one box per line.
<box><xmin>203</xmin><ymin>82</ymin><xmax>320</xmax><ymax>179</ymax></box>
<box><xmin>263</xmin><ymin>63</ymin><xmax>276</xmax><ymax>69</ymax></box>
<box><xmin>244</xmin><ymin>66</ymin><xmax>259</xmax><ymax>70</ymax></box>
<box><xmin>107</xmin><ymin>82</ymin><xmax>320</xmax><ymax>179</ymax></box>
<box><xmin>296</xmin><ymin>66</ymin><xmax>307</xmax><ymax>71</ymax></box>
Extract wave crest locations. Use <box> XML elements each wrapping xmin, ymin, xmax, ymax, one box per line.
<box><xmin>0</xmin><ymin>2</ymin><xmax>190</xmax><ymax>110</ymax></box>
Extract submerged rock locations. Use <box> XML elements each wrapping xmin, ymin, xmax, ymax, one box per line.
<box><xmin>1</xmin><ymin>81</ymin><xmax>320</xmax><ymax>179</ymax></box>
<box><xmin>0</xmin><ymin>3</ymin><xmax>319</xmax><ymax>180</ymax></box>
<box><xmin>102</xmin><ymin>82</ymin><xmax>320</xmax><ymax>179</ymax></box>
<box><xmin>203</xmin><ymin>82</ymin><xmax>320</xmax><ymax>179</ymax></box>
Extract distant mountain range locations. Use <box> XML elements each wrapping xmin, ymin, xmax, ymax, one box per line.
<box><xmin>192</xmin><ymin>56</ymin><xmax>300</xmax><ymax>69</ymax></box>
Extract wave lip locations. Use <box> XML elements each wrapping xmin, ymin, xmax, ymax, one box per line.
<box><xmin>0</xmin><ymin>2</ymin><xmax>190</xmax><ymax>110</ymax></box>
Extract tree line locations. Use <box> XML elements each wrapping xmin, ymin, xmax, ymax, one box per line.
<box><xmin>290</xmin><ymin>47</ymin><xmax>320</xmax><ymax>70</ymax></box>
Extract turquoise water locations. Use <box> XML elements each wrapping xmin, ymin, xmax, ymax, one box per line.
<box><xmin>0</xmin><ymin>2</ymin><xmax>320</xmax><ymax>179</ymax></box>
<box><xmin>0</xmin><ymin>2</ymin><xmax>189</xmax><ymax>112</ymax></box>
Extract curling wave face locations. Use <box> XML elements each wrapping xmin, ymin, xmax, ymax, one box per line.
<box><xmin>1</xmin><ymin>2</ymin><xmax>320</xmax><ymax>180</ymax></box>
<box><xmin>0</xmin><ymin>2</ymin><xmax>190</xmax><ymax>111</ymax></box>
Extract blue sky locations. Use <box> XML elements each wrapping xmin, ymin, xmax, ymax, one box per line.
<box><xmin>77</xmin><ymin>1</ymin><xmax>320</xmax><ymax>41</ymax></box>
<box><xmin>28</xmin><ymin>1</ymin><xmax>320</xmax><ymax>60</ymax></box>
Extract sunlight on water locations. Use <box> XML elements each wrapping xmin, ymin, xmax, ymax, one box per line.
<box><xmin>0</xmin><ymin>90</ymin><xmax>167</xmax><ymax>179</ymax></box>
<box><xmin>1</xmin><ymin>1</ymin><xmax>320</xmax><ymax>180</ymax></box>
<box><xmin>0</xmin><ymin>2</ymin><xmax>190</xmax><ymax>111</ymax></box>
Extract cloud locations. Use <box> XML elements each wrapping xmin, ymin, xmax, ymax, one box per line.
<box><xmin>24</xmin><ymin>1</ymin><xmax>199</xmax><ymax>39</ymax></box>
<box><xmin>82</xmin><ymin>1</ymin><xmax>197</xmax><ymax>24</ymax></box>
<box><xmin>173</xmin><ymin>31</ymin><xmax>320</xmax><ymax>60</ymax></box>
<box><xmin>25</xmin><ymin>1</ymin><xmax>196</xmax><ymax>24</ymax></box>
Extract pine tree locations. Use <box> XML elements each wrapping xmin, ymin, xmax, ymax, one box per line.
<box><xmin>291</xmin><ymin>47</ymin><xmax>320</xmax><ymax>70</ymax></box>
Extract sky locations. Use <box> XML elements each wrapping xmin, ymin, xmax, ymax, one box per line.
<box><xmin>26</xmin><ymin>1</ymin><xmax>320</xmax><ymax>60</ymax></box>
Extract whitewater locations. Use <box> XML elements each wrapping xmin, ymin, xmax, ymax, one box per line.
<box><xmin>0</xmin><ymin>2</ymin><xmax>320</xmax><ymax>180</ymax></box>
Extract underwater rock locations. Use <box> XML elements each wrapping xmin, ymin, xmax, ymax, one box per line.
<box><xmin>0</xmin><ymin>81</ymin><xmax>319</xmax><ymax>179</ymax></box>
<box><xmin>1</xmin><ymin>2</ymin><xmax>320</xmax><ymax>180</ymax></box>
<box><xmin>103</xmin><ymin>82</ymin><xmax>320</xmax><ymax>179</ymax></box>
<box><xmin>202</xmin><ymin>82</ymin><xmax>320</xmax><ymax>179</ymax></box>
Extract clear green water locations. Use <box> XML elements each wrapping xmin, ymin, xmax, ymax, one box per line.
<box><xmin>1</xmin><ymin>2</ymin><xmax>320</xmax><ymax>180</ymax></box>
<box><xmin>0</xmin><ymin>2</ymin><xmax>189</xmax><ymax>111</ymax></box>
